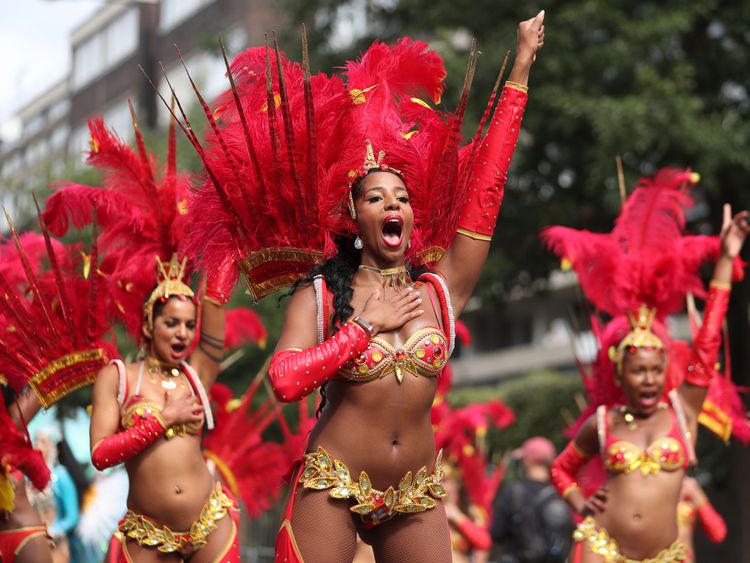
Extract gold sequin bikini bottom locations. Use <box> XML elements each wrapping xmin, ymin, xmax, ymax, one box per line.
<box><xmin>573</xmin><ymin>516</ymin><xmax>687</xmax><ymax>562</ymax></box>
<box><xmin>298</xmin><ymin>446</ymin><xmax>447</xmax><ymax>527</ymax></box>
<box><xmin>119</xmin><ymin>482</ymin><xmax>235</xmax><ymax>553</ymax></box>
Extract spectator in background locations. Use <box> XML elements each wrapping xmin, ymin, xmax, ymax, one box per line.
<box><xmin>491</xmin><ymin>437</ymin><xmax>572</xmax><ymax>563</ymax></box>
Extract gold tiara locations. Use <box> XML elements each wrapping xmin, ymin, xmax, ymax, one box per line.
<box><xmin>143</xmin><ymin>254</ymin><xmax>195</xmax><ymax>331</ymax></box>
<box><xmin>346</xmin><ymin>140</ymin><xmax>402</xmax><ymax>220</ymax></box>
<box><xmin>608</xmin><ymin>305</ymin><xmax>664</xmax><ymax>372</ymax></box>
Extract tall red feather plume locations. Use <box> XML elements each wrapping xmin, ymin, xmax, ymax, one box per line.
<box><xmin>43</xmin><ymin>113</ymin><xmax>193</xmax><ymax>338</ymax></box>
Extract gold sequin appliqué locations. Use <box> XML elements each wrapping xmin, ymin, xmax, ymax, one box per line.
<box><xmin>119</xmin><ymin>482</ymin><xmax>234</xmax><ymax>553</ymax></box>
<box><xmin>299</xmin><ymin>446</ymin><xmax>447</xmax><ymax>518</ymax></box>
<box><xmin>573</xmin><ymin>517</ymin><xmax>687</xmax><ymax>563</ymax></box>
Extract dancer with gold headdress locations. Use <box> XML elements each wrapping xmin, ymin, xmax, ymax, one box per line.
<box><xmin>44</xmin><ymin>113</ymin><xmax>239</xmax><ymax>561</ymax></box>
<box><xmin>168</xmin><ymin>8</ymin><xmax>544</xmax><ymax>561</ymax></box>
<box><xmin>544</xmin><ymin>169</ymin><xmax>748</xmax><ymax>562</ymax></box>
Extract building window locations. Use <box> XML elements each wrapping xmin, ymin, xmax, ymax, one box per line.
<box><xmin>160</xmin><ymin>0</ymin><xmax>214</xmax><ymax>32</ymax></box>
<box><xmin>72</xmin><ymin>7</ymin><xmax>138</xmax><ymax>90</ymax></box>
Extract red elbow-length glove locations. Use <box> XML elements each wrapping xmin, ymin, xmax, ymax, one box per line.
<box><xmin>686</xmin><ymin>282</ymin><xmax>730</xmax><ymax>387</ymax></box>
<box><xmin>269</xmin><ymin>322</ymin><xmax>370</xmax><ymax>402</ymax></box>
<box><xmin>697</xmin><ymin>501</ymin><xmax>727</xmax><ymax>543</ymax></box>
<box><xmin>550</xmin><ymin>441</ymin><xmax>590</xmax><ymax>499</ymax></box>
<box><xmin>455</xmin><ymin>519</ymin><xmax>492</xmax><ymax>551</ymax></box>
<box><xmin>91</xmin><ymin>412</ymin><xmax>166</xmax><ymax>470</ymax></box>
<box><xmin>456</xmin><ymin>83</ymin><xmax>528</xmax><ymax>240</ymax></box>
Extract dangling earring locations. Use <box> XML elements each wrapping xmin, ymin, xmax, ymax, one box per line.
<box><xmin>354</xmin><ymin>236</ymin><xmax>363</xmax><ymax>250</ymax></box>
<box><xmin>407</xmin><ymin>239</ymin><xmax>411</xmax><ymax>249</ymax></box>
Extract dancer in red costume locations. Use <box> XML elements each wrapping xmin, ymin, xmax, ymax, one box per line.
<box><xmin>544</xmin><ymin>170</ymin><xmax>749</xmax><ymax>562</ymax></box>
<box><xmin>166</xmin><ymin>10</ymin><xmax>543</xmax><ymax>562</ymax></box>
<box><xmin>1</xmin><ymin>211</ymin><xmax>116</xmax><ymax>562</ymax></box>
<box><xmin>676</xmin><ymin>477</ymin><xmax>726</xmax><ymax>562</ymax></box>
<box><xmin>44</xmin><ymin>114</ymin><xmax>239</xmax><ymax>562</ymax></box>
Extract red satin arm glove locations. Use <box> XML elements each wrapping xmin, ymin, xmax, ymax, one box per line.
<box><xmin>697</xmin><ymin>501</ymin><xmax>727</xmax><ymax>543</ymax></box>
<box><xmin>455</xmin><ymin>519</ymin><xmax>492</xmax><ymax>551</ymax></box>
<box><xmin>686</xmin><ymin>282</ymin><xmax>730</xmax><ymax>387</ymax></box>
<box><xmin>269</xmin><ymin>322</ymin><xmax>370</xmax><ymax>402</ymax></box>
<box><xmin>91</xmin><ymin>412</ymin><xmax>167</xmax><ymax>471</ymax></box>
<box><xmin>456</xmin><ymin>83</ymin><xmax>528</xmax><ymax>240</ymax></box>
<box><xmin>550</xmin><ymin>441</ymin><xmax>590</xmax><ymax>499</ymax></box>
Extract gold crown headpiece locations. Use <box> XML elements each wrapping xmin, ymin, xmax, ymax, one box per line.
<box><xmin>346</xmin><ymin>140</ymin><xmax>402</xmax><ymax>220</ymax></box>
<box><xmin>143</xmin><ymin>254</ymin><xmax>195</xmax><ymax>331</ymax></box>
<box><xmin>608</xmin><ymin>305</ymin><xmax>665</xmax><ymax>373</ymax></box>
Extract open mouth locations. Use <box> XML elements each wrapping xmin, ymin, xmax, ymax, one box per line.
<box><xmin>170</xmin><ymin>343</ymin><xmax>187</xmax><ymax>357</ymax></box>
<box><xmin>638</xmin><ymin>390</ymin><xmax>659</xmax><ymax>407</ymax></box>
<box><xmin>381</xmin><ymin>216</ymin><xmax>403</xmax><ymax>248</ymax></box>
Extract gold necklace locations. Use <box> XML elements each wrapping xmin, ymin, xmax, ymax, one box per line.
<box><xmin>619</xmin><ymin>403</ymin><xmax>666</xmax><ymax>430</ymax></box>
<box><xmin>147</xmin><ymin>357</ymin><xmax>183</xmax><ymax>390</ymax></box>
<box><xmin>358</xmin><ymin>265</ymin><xmax>411</xmax><ymax>297</ymax></box>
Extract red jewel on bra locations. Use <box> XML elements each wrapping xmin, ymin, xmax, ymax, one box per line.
<box><xmin>433</xmin><ymin>346</ymin><xmax>443</xmax><ymax>358</ymax></box>
<box><xmin>355</xmin><ymin>353</ymin><xmax>367</xmax><ymax>365</ymax></box>
<box><xmin>395</xmin><ymin>349</ymin><xmax>406</xmax><ymax>361</ymax></box>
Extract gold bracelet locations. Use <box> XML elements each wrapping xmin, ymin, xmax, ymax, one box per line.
<box><xmin>456</xmin><ymin>227</ymin><xmax>492</xmax><ymax>242</ymax></box>
<box><xmin>505</xmin><ymin>81</ymin><xmax>529</xmax><ymax>93</ymax></box>
<box><xmin>709</xmin><ymin>279</ymin><xmax>731</xmax><ymax>291</ymax></box>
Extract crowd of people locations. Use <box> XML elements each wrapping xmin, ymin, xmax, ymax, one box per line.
<box><xmin>1</xmin><ymin>8</ymin><xmax>748</xmax><ymax>563</ymax></box>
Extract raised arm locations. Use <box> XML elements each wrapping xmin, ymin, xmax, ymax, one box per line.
<box><xmin>190</xmin><ymin>263</ymin><xmax>232</xmax><ymax>388</ymax></box>
<box><xmin>680</xmin><ymin>205</ymin><xmax>749</xmax><ymax>417</ymax></box>
<box><xmin>434</xmin><ymin>11</ymin><xmax>544</xmax><ymax>315</ymax></box>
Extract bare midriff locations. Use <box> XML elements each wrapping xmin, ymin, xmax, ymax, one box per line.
<box><xmin>307</xmin><ymin>283</ymin><xmax>441</xmax><ymax>489</ymax></box>
<box><xmin>125</xmin><ymin>434</ymin><xmax>214</xmax><ymax>530</ymax></box>
<box><xmin>595</xmin><ymin>469</ymin><xmax>683</xmax><ymax>559</ymax></box>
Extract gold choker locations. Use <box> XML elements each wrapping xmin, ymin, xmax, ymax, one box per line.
<box><xmin>146</xmin><ymin>357</ymin><xmax>182</xmax><ymax>390</ymax></box>
<box><xmin>358</xmin><ymin>265</ymin><xmax>411</xmax><ymax>297</ymax></box>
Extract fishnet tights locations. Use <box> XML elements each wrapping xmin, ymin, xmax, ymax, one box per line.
<box><xmin>289</xmin><ymin>488</ymin><xmax>452</xmax><ymax>563</ymax></box>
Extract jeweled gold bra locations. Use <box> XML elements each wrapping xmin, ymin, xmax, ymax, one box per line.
<box><xmin>337</xmin><ymin>327</ymin><xmax>449</xmax><ymax>383</ymax></box>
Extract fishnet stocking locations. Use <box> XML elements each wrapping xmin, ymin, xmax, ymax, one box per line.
<box><xmin>365</xmin><ymin>502</ymin><xmax>452</xmax><ymax>563</ymax></box>
<box><xmin>289</xmin><ymin>487</ymin><xmax>358</xmax><ymax>563</ymax></box>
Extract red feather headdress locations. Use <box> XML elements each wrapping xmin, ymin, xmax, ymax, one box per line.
<box><xmin>542</xmin><ymin>168</ymin><xmax>748</xmax><ymax>442</ymax></box>
<box><xmin>0</xmin><ymin>209</ymin><xmax>117</xmax><ymax>407</ymax></box>
<box><xmin>43</xmin><ymin>105</ymin><xmax>195</xmax><ymax>338</ymax></box>
<box><xmin>156</xmin><ymin>34</ymin><xmax>506</xmax><ymax>299</ymax></box>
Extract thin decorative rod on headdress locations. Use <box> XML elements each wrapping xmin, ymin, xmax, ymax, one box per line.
<box><xmin>86</xmin><ymin>209</ymin><xmax>100</xmax><ymax>341</ymax></box>
<box><xmin>139</xmin><ymin>64</ymin><xmax>246</xmax><ymax>239</ymax></box>
<box><xmin>174</xmin><ymin>47</ymin><xmax>251</xmax><ymax>228</ymax></box>
<box><xmin>33</xmin><ymin>194</ymin><xmax>75</xmax><ymax>342</ymax></box>
<box><xmin>3</xmin><ymin>207</ymin><xmax>56</xmax><ymax>334</ymax></box>
<box><xmin>218</xmin><ymin>37</ymin><xmax>266</xmax><ymax>199</ymax></box>
<box><xmin>127</xmin><ymin>99</ymin><xmax>169</xmax><ymax>252</ymax></box>
<box><xmin>263</xmin><ymin>35</ymin><xmax>284</xmax><ymax>202</ymax></box>
<box><xmin>616</xmin><ymin>155</ymin><xmax>627</xmax><ymax>207</ymax></box>
<box><xmin>301</xmin><ymin>25</ymin><xmax>319</xmax><ymax>225</ymax></box>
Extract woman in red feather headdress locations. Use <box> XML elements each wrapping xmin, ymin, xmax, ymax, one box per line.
<box><xmin>44</xmin><ymin>112</ymin><xmax>241</xmax><ymax>562</ymax></box>
<box><xmin>170</xmin><ymin>10</ymin><xmax>544</xmax><ymax>562</ymax></box>
<box><xmin>544</xmin><ymin>169</ymin><xmax>749</xmax><ymax>562</ymax></box>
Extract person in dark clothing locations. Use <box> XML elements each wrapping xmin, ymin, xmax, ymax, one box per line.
<box><xmin>491</xmin><ymin>437</ymin><xmax>573</xmax><ymax>563</ymax></box>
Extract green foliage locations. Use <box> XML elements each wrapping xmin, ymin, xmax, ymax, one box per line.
<box><xmin>282</xmin><ymin>0</ymin><xmax>750</xmax><ymax>298</ymax></box>
<box><xmin>449</xmin><ymin>370</ymin><xmax>583</xmax><ymax>458</ymax></box>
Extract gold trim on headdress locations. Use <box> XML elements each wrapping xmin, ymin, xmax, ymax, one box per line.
<box><xmin>347</xmin><ymin>140</ymin><xmax>403</xmax><ymax>220</ymax></box>
<box><xmin>143</xmin><ymin>254</ymin><xmax>195</xmax><ymax>331</ymax></box>
<box><xmin>608</xmin><ymin>305</ymin><xmax>665</xmax><ymax>372</ymax></box>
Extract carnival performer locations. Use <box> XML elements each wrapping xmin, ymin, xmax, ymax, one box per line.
<box><xmin>677</xmin><ymin>477</ymin><xmax>727</xmax><ymax>562</ymax></box>
<box><xmin>160</xmin><ymin>9</ymin><xmax>544</xmax><ymax>561</ymax></box>
<box><xmin>44</xmin><ymin>111</ymin><xmax>239</xmax><ymax>561</ymax></box>
<box><xmin>1</xmin><ymin>205</ymin><xmax>117</xmax><ymax>563</ymax></box>
<box><xmin>544</xmin><ymin>169</ymin><xmax>749</xmax><ymax>563</ymax></box>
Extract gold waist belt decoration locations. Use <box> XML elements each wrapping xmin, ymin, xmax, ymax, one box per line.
<box><xmin>119</xmin><ymin>482</ymin><xmax>234</xmax><ymax>553</ymax></box>
<box><xmin>573</xmin><ymin>516</ymin><xmax>687</xmax><ymax>563</ymax></box>
<box><xmin>299</xmin><ymin>446</ymin><xmax>447</xmax><ymax>522</ymax></box>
